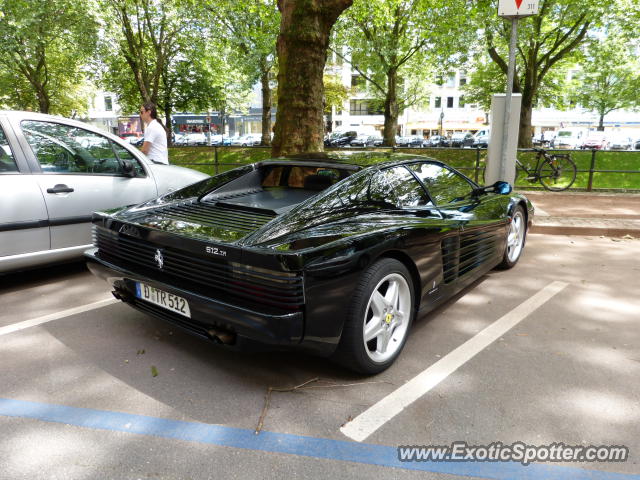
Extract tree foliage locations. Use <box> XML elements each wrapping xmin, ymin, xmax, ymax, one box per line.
<box><xmin>98</xmin><ymin>0</ymin><xmax>232</xmax><ymax>142</ymax></box>
<box><xmin>0</xmin><ymin>0</ymin><xmax>98</xmax><ymax>114</ymax></box>
<box><xmin>201</xmin><ymin>0</ymin><xmax>279</xmax><ymax>144</ymax></box>
<box><xmin>323</xmin><ymin>74</ymin><xmax>349</xmax><ymax>113</ymax></box>
<box><xmin>334</xmin><ymin>0</ymin><xmax>471</xmax><ymax>145</ymax></box>
<box><xmin>474</xmin><ymin>0</ymin><xmax>612</xmax><ymax>147</ymax></box>
<box><xmin>570</xmin><ymin>28</ymin><xmax>640</xmax><ymax>130</ymax></box>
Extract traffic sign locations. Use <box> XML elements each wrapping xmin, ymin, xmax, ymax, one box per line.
<box><xmin>498</xmin><ymin>0</ymin><xmax>539</xmax><ymax>17</ymax></box>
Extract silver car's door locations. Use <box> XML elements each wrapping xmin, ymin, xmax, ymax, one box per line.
<box><xmin>18</xmin><ymin>119</ymin><xmax>158</xmax><ymax>250</ymax></box>
<box><xmin>0</xmin><ymin>119</ymin><xmax>50</xmax><ymax>257</ymax></box>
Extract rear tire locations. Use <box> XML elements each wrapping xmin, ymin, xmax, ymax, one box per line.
<box><xmin>333</xmin><ymin>258</ymin><xmax>415</xmax><ymax>374</ymax></box>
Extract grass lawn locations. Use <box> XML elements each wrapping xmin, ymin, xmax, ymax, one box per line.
<box><xmin>169</xmin><ymin>146</ymin><xmax>640</xmax><ymax>190</ymax></box>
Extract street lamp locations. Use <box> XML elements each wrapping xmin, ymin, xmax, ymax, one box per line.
<box><xmin>439</xmin><ymin>110</ymin><xmax>444</xmax><ymax>137</ymax></box>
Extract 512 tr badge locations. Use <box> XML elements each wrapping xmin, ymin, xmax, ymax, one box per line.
<box><xmin>205</xmin><ymin>246</ymin><xmax>227</xmax><ymax>257</ymax></box>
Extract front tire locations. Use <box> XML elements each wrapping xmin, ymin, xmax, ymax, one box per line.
<box><xmin>333</xmin><ymin>258</ymin><xmax>415</xmax><ymax>374</ymax></box>
<box><xmin>498</xmin><ymin>205</ymin><xmax>527</xmax><ymax>269</ymax></box>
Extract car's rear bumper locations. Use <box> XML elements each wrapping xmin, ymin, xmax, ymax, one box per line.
<box><xmin>85</xmin><ymin>249</ymin><xmax>304</xmax><ymax>350</ymax></box>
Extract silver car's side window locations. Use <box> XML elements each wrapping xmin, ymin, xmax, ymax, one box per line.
<box><xmin>0</xmin><ymin>125</ymin><xmax>18</xmax><ymax>173</ymax></box>
<box><xmin>21</xmin><ymin>120</ymin><xmax>139</xmax><ymax>176</ymax></box>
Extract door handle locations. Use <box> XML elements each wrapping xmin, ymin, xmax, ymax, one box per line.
<box><xmin>47</xmin><ymin>184</ymin><xmax>74</xmax><ymax>194</ymax></box>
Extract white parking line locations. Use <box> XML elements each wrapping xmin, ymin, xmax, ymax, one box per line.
<box><xmin>340</xmin><ymin>281</ymin><xmax>569</xmax><ymax>442</ymax></box>
<box><xmin>0</xmin><ymin>298</ymin><xmax>118</xmax><ymax>336</ymax></box>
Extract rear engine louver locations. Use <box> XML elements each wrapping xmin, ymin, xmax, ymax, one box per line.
<box><xmin>130</xmin><ymin>199</ymin><xmax>276</xmax><ymax>234</ymax></box>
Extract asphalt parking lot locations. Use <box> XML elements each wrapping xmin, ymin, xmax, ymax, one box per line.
<box><xmin>1</xmin><ymin>234</ymin><xmax>639</xmax><ymax>480</ymax></box>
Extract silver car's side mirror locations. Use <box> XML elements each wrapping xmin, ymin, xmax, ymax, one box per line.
<box><xmin>120</xmin><ymin>160</ymin><xmax>136</xmax><ymax>177</ymax></box>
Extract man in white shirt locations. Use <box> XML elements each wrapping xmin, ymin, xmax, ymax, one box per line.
<box><xmin>139</xmin><ymin>102</ymin><xmax>168</xmax><ymax>164</ymax></box>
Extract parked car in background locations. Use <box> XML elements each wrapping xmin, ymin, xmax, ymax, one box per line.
<box><xmin>350</xmin><ymin>134</ymin><xmax>379</xmax><ymax>147</ymax></box>
<box><xmin>86</xmin><ymin>152</ymin><xmax>532</xmax><ymax>374</ymax></box>
<box><xmin>173</xmin><ymin>133</ymin><xmax>186</xmax><ymax>145</ymax></box>
<box><xmin>182</xmin><ymin>132</ymin><xmax>208</xmax><ymax>146</ymax></box>
<box><xmin>449</xmin><ymin>132</ymin><xmax>475</xmax><ymax>148</ymax></box>
<box><xmin>396</xmin><ymin>136</ymin><xmax>424</xmax><ymax>148</ymax></box>
<box><xmin>326</xmin><ymin>131</ymin><xmax>358</xmax><ymax>147</ymax></box>
<box><xmin>0</xmin><ymin>111</ymin><xmax>208</xmax><ymax>273</ymax></box>
<box><xmin>608</xmin><ymin>135</ymin><xmax>633</xmax><ymax>150</ymax></box>
<box><xmin>232</xmin><ymin>134</ymin><xmax>262</xmax><ymax>147</ymax></box>
<box><xmin>551</xmin><ymin>129</ymin><xmax>585</xmax><ymax>149</ymax></box>
<box><xmin>472</xmin><ymin>134</ymin><xmax>490</xmax><ymax>148</ymax></box>
<box><xmin>424</xmin><ymin>135</ymin><xmax>447</xmax><ymax>147</ymax></box>
<box><xmin>634</xmin><ymin>139</ymin><xmax>640</xmax><ymax>150</ymax></box>
<box><xmin>580</xmin><ymin>133</ymin><xmax>609</xmax><ymax>150</ymax></box>
<box><xmin>471</xmin><ymin>129</ymin><xmax>490</xmax><ymax>149</ymax></box>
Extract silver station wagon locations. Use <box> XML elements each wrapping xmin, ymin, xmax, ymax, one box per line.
<box><xmin>0</xmin><ymin>111</ymin><xmax>208</xmax><ymax>273</ymax></box>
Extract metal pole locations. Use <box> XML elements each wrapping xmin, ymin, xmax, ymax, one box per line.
<box><xmin>500</xmin><ymin>18</ymin><xmax>518</xmax><ymax>181</ymax></box>
<box><xmin>587</xmin><ymin>149</ymin><xmax>597</xmax><ymax>191</ymax></box>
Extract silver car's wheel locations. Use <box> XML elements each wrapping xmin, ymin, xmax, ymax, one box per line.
<box><xmin>362</xmin><ymin>273</ymin><xmax>411</xmax><ymax>363</ymax></box>
<box><xmin>333</xmin><ymin>258</ymin><xmax>415</xmax><ymax>374</ymax></box>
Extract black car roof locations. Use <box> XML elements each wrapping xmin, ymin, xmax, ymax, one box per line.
<box><xmin>271</xmin><ymin>151</ymin><xmax>438</xmax><ymax>169</ymax></box>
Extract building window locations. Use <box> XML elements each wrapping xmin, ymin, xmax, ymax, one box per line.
<box><xmin>435</xmin><ymin>75</ymin><xmax>444</xmax><ymax>86</ymax></box>
<box><xmin>434</xmin><ymin>97</ymin><xmax>442</xmax><ymax>109</ymax></box>
<box><xmin>104</xmin><ymin>96</ymin><xmax>113</xmax><ymax>112</ymax></box>
<box><xmin>459</xmin><ymin>76</ymin><xmax>467</xmax><ymax>87</ymax></box>
<box><xmin>335</xmin><ymin>121</ymin><xmax>342</xmax><ymax>127</ymax></box>
<box><xmin>349</xmin><ymin>99</ymin><xmax>383</xmax><ymax>115</ymax></box>
<box><xmin>447</xmin><ymin>97</ymin><xmax>454</xmax><ymax>108</ymax></box>
<box><xmin>351</xmin><ymin>75</ymin><xmax>366</xmax><ymax>90</ymax></box>
<box><xmin>459</xmin><ymin>96</ymin><xmax>466</xmax><ymax>108</ymax></box>
<box><xmin>446</xmin><ymin>73</ymin><xmax>456</xmax><ymax>88</ymax></box>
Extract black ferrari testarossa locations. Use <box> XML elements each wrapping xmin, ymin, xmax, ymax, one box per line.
<box><xmin>86</xmin><ymin>152</ymin><xmax>533</xmax><ymax>373</ymax></box>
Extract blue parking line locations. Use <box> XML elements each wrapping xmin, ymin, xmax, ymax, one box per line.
<box><xmin>0</xmin><ymin>398</ymin><xmax>637</xmax><ymax>480</ymax></box>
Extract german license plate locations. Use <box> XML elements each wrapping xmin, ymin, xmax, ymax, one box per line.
<box><xmin>135</xmin><ymin>282</ymin><xmax>191</xmax><ymax>318</ymax></box>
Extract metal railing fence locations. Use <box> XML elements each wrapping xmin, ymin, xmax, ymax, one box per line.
<box><xmin>168</xmin><ymin>145</ymin><xmax>640</xmax><ymax>192</ymax></box>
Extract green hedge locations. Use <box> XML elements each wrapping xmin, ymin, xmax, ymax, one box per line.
<box><xmin>169</xmin><ymin>146</ymin><xmax>640</xmax><ymax>190</ymax></box>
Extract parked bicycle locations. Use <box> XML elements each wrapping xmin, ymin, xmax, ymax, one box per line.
<box><xmin>515</xmin><ymin>148</ymin><xmax>577</xmax><ymax>191</ymax></box>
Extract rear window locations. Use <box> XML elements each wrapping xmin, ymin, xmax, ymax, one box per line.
<box><xmin>261</xmin><ymin>165</ymin><xmax>348</xmax><ymax>190</ymax></box>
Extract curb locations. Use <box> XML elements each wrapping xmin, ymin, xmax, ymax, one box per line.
<box><xmin>531</xmin><ymin>224</ymin><xmax>640</xmax><ymax>238</ymax></box>
<box><xmin>531</xmin><ymin>216</ymin><xmax>640</xmax><ymax>238</ymax></box>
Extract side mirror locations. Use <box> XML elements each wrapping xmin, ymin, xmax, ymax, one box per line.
<box><xmin>493</xmin><ymin>181</ymin><xmax>512</xmax><ymax>195</ymax></box>
<box><xmin>472</xmin><ymin>181</ymin><xmax>512</xmax><ymax>197</ymax></box>
<box><xmin>120</xmin><ymin>160</ymin><xmax>136</xmax><ymax>177</ymax></box>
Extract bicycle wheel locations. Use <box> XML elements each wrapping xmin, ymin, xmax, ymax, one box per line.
<box><xmin>538</xmin><ymin>155</ymin><xmax>576</xmax><ymax>191</ymax></box>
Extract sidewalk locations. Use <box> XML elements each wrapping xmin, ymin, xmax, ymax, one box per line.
<box><xmin>520</xmin><ymin>191</ymin><xmax>640</xmax><ymax>238</ymax></box>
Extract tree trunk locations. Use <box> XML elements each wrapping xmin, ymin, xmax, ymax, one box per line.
<box><xmin>517</xmin><ymin>90</ymin><xmax>534</xmax><ymax>148</ymax></box>
<box><xmin>271</xmin><ymin>0</ymin><xmax>353</xmax><ymax>156</ymax></box>
<box><xmin>165</xmin><ymin>104</ymin><xmax>173</xmax><ymax>147</ymax></box>
<box><xmin>597</xmin><ymin>114</ymin><xmax>605</xmax><ymax>131</ymax></box>
<box><xmin>260</xmin><ymin>66</ymin><xmax>272</xmax><ymax>146</ymax></box>
<box><xmin>36</xmin><ymin>87</ymin><xmax>50</xmax><ymax>114</ymax></box>
<box><xmin>383</xmin><ymin>69</ymin><xmax>398</xmax><ymax>147</ymax></box>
